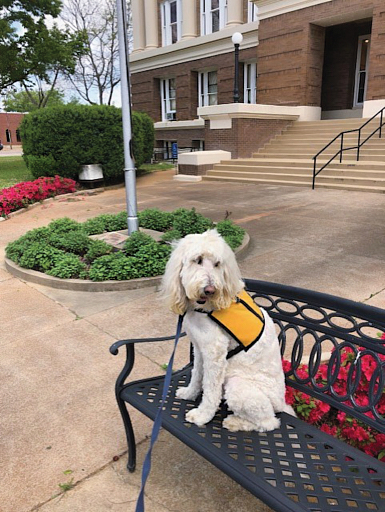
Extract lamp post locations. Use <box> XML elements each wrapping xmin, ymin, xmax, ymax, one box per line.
<box><xmin>116</xmin><ymin>0</ymin><xmax>138</xmax><ymax>235</ymax></box>
<box><xmin>232</xmin><ymin>32</ymin><xmax>243</xmax><ymax>103</ymax></box>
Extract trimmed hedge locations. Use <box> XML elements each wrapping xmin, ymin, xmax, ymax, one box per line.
<box><xmin>5</xmin><ymin>208</ymin><xmax>245</xmax><ymax>281</ymax></box>
<box><xmin>20</xmin><ymin>105</ymin><xmax>155</xmax><ymax>182</ymax></box>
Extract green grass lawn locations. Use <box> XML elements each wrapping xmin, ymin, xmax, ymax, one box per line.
<box><xmin>0</xmin><ymin>156</ymin><xmax>174</xmax><ymax>190</ymax></box>
<box><xmin>0</xmin><ymin>156</ymin><xmax>33</xmax><ymax>189</ymax></box>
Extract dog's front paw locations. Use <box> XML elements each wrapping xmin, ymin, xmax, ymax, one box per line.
<box><xmin>176</xmin><ymin>386</ymin><xmax>200</xmax><ymax>401</ymax></box>
<box><xmin>185</xmin><ymin>407</ymin><xmax>214</xmax><ymax>427</ymax></box>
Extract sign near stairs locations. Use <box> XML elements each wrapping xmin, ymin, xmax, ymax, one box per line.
<box><xmin>203</xmin><ymin>118</ymin><xmax>385</xmax><ymax>193</ymax></box>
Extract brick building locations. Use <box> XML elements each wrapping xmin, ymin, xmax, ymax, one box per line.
<box><xmin>0</xmin><ymin>113</ymin><xmax>24</xmax><ymax>147</ymax></box>
<box><xmin>130</xmin><ymin>0</ymin><xmax>385</xmax><ymax>160</ymax></box>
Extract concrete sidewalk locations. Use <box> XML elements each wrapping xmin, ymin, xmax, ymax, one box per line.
<box><xmin>1</xmin><ymin>170</ymin><xmax>385</xmax><ymax>512</ymax></box>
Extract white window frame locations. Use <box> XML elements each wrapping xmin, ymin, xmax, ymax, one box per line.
<box><xmin>244</xmin><ymin>61</ymin><xmax>257</xmax><ymax>104</ymax></box>
<box><xmin>200</xmin><ymin>0</ymin><xmax>227</xmax><ymax>36</ymax></box>
<box><xmin>161</xmin><ymin>0</ymin><xmax>182</xmax><ymax>46</ymax></box>
<box><xmin>248</xmin><ymin>1</ymin><xmax>259</xmax><ymax>23</ymax></box>
<box><xmin>198</xmin><ymin>70</ymin><xmax>218</xmax><ymax>107</ymax></box>
<box><xmin>353</xmin><ymin>34</ymin><xmax>370</xmax><ymax>107</ymax></box>
<box><xmin>160</xmin><ymin>78</ymin><xmax>176</xmax><ymax>121</ymax></box>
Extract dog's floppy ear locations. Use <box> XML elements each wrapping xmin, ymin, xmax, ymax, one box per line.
<box><xmin>161</xmin><ymin>240</ymin><xmax>188</xmax><ymax>315</ymax></box>
<box><xmin>215</xmin><ymin>238</ymin><xmax>244</xmax><ymax>309</ymax></box>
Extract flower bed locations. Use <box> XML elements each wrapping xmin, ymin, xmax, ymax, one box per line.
<box><xmin>5</xmin><ymin>208</ymin><xmax>245</xmax><ymax>281</ymax></box>
<box><xmin>284</xmin><ymin>337</ymin><xmax>385</xmax><ymax>462</ymax></box>
<box><xmin>0</xmin><ymin>176</ymin><xmax>77</xmax><ymax>217</ymax></box>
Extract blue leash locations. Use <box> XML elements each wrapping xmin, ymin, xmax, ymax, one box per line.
<box><xmin>135</xmin><ymin>314</ymin><xmax>185</xmax><ymax>512</ymax></box>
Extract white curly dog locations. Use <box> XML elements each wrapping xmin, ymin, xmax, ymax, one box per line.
<box><xmin>161</xmin><ymin>229</ymin><xmax>294</xmax><ymax>432</ymax></box>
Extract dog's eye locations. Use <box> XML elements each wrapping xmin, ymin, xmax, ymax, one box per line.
<box><xmin>214</xmin><ymin>261</ymin><xmax>220</xmax><ymax>267</ymax></box>
<box><xmin>196</xmin><ymin>256</ymin><xmax>203</xmax><ymax>265</ymax></box>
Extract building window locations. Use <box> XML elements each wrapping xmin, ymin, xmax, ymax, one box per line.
<box><xmin>201</xmin><ymin>0</ymin><xmax>227</xmax><ymax>35</ymax></box>
<box><xmin>244</xmin><ymin>62</ymin><xmax>257</xmax><ymax>104</ymax></box>
<box><xmin>5</xmin><ymin>129</ymin><xmax>11</xmax><ymax>143</ymax></box>
<box><xmin>248</xmin><ymin>1</ymin><xmax>258</xmax><ymax>23</ymax></box>
<box><xmin>198</xmin><ymin>70</ymin><xmax>218</xmax><ymax>106</ymax></box>
<box><xmin>161</xmin><ymin>0</ymin><xmax>182</xmax><ymax>46</ymax></box>
<box><xmin>160</xmin><ymin>78</ymin><xmax>176</xmax><ymax>121</ymax></box>
<box><xmin>16</xmin><ymin>129</ymin><xmax>21</xmax><ymax>142</ymax></box>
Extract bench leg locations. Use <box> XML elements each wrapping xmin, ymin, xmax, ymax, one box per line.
<box><xmin>117</xmin><ymin>395</ymin><xmax>137</xmax><ymax>472</ymax></box>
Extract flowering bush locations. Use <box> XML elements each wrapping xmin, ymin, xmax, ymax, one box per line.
<box><xmin>284</xmin><ymin>334</ymin><xmax>385</xmax><ymax>462</ymax></box>
<box><xmin>0</xmin><ymin>176</ymin><xmax>77</xmax><ymax>217</ymax></box>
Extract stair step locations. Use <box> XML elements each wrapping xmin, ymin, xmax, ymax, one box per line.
<box><xmin>211</xmin><ymin>165</ymin><xmax>385</xmax><ymax>179</ymax></box>
<box><xmin>203</xmin><ymin>175</ymin><xmax>385</xmax><ymax>193</ymax></box>
<box><xmin>203</xmin><ymin>117</ymin><xmax>385</xmax><ymax>193</ymax></box>
<box><xmin>207</xmin><ymin>169</ymin><xmax>385</xmax><ymax>186</ymax></box>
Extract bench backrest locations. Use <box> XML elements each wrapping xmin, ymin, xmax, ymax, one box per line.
<box><xmin>245</xmin><ymin>279</ymin><xmax>385</xmax><ymax>435</ymax></box>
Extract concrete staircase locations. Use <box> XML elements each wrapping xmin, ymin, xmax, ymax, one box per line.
<box><xmin>203</xmin><ymin>118</ymin><xmax>385</xmax><ymax>193</ymax></box>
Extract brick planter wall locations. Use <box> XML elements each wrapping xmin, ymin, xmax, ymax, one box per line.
<box><xmin>204</xmin><ymin>118</ymin><xmax>293</xmax><ymax>159</ymax></box>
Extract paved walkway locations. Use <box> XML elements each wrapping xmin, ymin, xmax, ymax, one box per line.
<box><xmin>1</xmin><ymin>170</ymin><xmax>385</xmax><ymax>512</ymax></box>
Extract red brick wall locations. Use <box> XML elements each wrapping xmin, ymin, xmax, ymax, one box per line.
<box><xmin>0</xmin><ymin>113</ymin><xmax>24</xmax><ymax>146</ymax></box>
<box><xmin>205</xmin><ymin>118</ymin><xmax>293</xmax><ymax>159</ymax></box>
<box><xmin>131</xmin><ymin>47</ymin><xmax>257</xmax><ymax>122</ymax></box>
<box><xmin>257</xmin><ymin>0</ymin><xmax>383</xmax><ymax>107</ymax></box>
<box><xmin>367</xmin><ymin>1</ymin><xmax>385</xmax><ymax>101</ymax></box>
<box><xmin>155</xmin><ymin>127</ymin><xmax>205</xmax><ymax>148</ymax></box>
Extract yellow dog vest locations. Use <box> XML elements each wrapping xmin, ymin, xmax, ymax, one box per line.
<box><xmin>196</xmin><ymin>289</ymin><xmax>265</xmax><ymax>359</ymax></box>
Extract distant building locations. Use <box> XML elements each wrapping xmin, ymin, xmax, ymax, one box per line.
<box><xmin>0</xmin><ymin>113</ymin><xmax>24</xmax><ymax>146</ymax></box>
<box><xmin>129</xmin><ymin>0</ymin><xmax>385</xmax><ymax>159</ymax></box>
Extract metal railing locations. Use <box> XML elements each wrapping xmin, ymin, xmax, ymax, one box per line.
<box><xmin>312</xmin><ymin>107</ymin><xmax>385</xmax><ymax>189</ymax></box>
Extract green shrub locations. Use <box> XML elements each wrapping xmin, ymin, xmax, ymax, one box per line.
<box><xmin>133</xmin><ymin>244</ymin><xmax>172</xmax><ymax>277</ymax></box>
<box><xmin>88</xmin><ymin>253</ymin><xmax>141</xmax><ymax>281</ymax></box>
<box><xmin>47</xmin><ymin>254</ymin><xmax>88</xmax><ymax>279</ymax></box>
<box><xmin>160</xmin><ymin>229</ymin><xmax>183</xmax><ymax>243</ymax></box>
<box><xmin>48</xmin><ymin>217</ymin><xmax>82</xmax><ymax>235</ymax></box>
<box><xmin>20</xmin><ymin>105</ymin><xmax>154</xmax><ymax>182</ymax></box>
<box><xmin>124</xmin><ymin>231</ymin><xmax>155</xmax><ymax>256</ymax></box>
<box><xmin>81</xmin><ymin>212</ymin><xmax>128</xmax><ymax>235</ymax></box>
<box><xmin>171</xmin><ymin>208</ymin><xmax>214</xmax><ymax>237</ymax></box>
<box><xmin>18</xmin><ymin>243</ymin><xmax>66</xmax><ymax>272</ymax></box>
<box><xmin>5</xmin><ymin>208</ymin><xmax>245</xmax><ymax>282</ymax></box>
<box><xmin>138</xmin><ymin>208</ymin><xmax>174</xmax><ymax>231</ymax></box>
<box><xmin>85</xmin><ymin>239</ymin><xmax>114</xmax><ymax>263</ymax></box>
<box><xmin>81</xmin><ymin>216</ymin><xmax>107</xmax><ymax>235</ymax></box>
<box><xmin>216</xmin><ymin>220</ymin><xmax>245</xmax><ymax>250</ymax></box>
<box><xmin>48</xmin><ymin>230</ymin><xmax>91</xmax><ymax>254</ymax></box>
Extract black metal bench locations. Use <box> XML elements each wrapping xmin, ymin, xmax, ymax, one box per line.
<box><xmin>110</xmin><ymin>279</ymin><xmax>385</xmax><ymax>512</ymax></box>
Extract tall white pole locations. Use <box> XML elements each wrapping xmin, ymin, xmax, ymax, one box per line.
<box><xmin>116</xmin><ymin>0</ymin><xmax>138</xmax><ymax>234</ymax></box>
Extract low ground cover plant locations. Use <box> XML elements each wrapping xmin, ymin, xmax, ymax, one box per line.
<box><xmin>0</xmin><ymin>176</ymin><xmax>77</xmax><ymax>217</ymax></box>
<box><xmin>283</xmin><ymin>339</ymin><xmax>385</xmax><ymax>462</ymax></box>
<box><xmin>6</xmin><ymin>208</ymin><xmax>245</xmax><ymax>281</ymax></box>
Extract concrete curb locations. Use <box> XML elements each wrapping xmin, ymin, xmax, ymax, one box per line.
<box><xmin>4</xmin><ymin>233</ymin><xmax>250</xmax><ymax>292</ymax></box>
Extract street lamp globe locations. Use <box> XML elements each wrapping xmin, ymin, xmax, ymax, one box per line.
<box><xmin>231</xmin><ymin>32</ymin><xmax>243</xmax><ymax>45</ymax></box>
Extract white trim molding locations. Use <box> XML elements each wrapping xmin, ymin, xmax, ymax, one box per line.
<box><xmin>130</xmin><ymin>24</ymin><xmax>258</xmax><ymax>73</ymax></box>
<box><xmin>363</xmin><ymin>100</ymin><xmax>385</xmax><ymax>119</ymax></box>
<box><xmin>255</xmin><ymin>0</ymin><xmax>332</xmax><ymax>20</ymax></box>
<box><xmin>198</xmin><ymin>103</ymin><xmax>321</xmax><ymax>129</ymax></box>
<box><xmin>154</xmin><ymin>119</ymin><xmax>205</xmax><ymax>130</ymax></box>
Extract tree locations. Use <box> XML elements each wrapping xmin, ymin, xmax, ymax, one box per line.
<box><xmin>0</xmin><ymin>0</ymin><xmax>86</xmax><ymax>93</ymax></box>
<box><xmin>3</xmin><ymin>88</ymin><xmax>74</xmax><ymax>112</ymax></box>
<box><xmin>60</xmin><ymin>0</ymin><xmax>130</xmax><ymax>105</ymax></box>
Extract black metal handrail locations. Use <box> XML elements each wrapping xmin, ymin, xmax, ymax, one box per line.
<box><xmin>312</xmin><ymin>106</ymin><xmax>385</xmax><ymax>189</ymax></box>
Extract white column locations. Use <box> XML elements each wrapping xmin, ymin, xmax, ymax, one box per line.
<box><xmin>144</xmin><ymin>0</ymin><xmax>159</xmax><ymax>49</ymax></box>
<box><xmin>181</xmin><ymin>0</ymin><xmax>197</xmax><ymax>40</ymax></box>
<box><xmin>226</xmin><ymin>0</ymin><xmax>243</xmax><ymax>27</ymax></box>
<box><xmin>131</xmin><ymin>0</ymin><xmax>145</xmax><ymax>52</ymax></box>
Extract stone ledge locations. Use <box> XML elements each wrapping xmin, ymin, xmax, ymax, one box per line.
<box><xmin>4</xmin><ymin>232</ymin><xmax>250</xmax><ymax>292</ymax></box>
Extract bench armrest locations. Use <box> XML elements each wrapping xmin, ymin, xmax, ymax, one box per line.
<box><xmin>110</xmin><ymin>332</ymin><xmax>187</xmax><ymax>392</ymax></box>
<box><xmin>109</xmin><ymin>332</ymin><xmax>187</xmax><ymax>356</ymax></box>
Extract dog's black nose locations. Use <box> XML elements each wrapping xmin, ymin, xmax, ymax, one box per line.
<box><xmin>204</xmin><ymin>285</ymin><xmax>216</xmax><ymax>296</ymax></box>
